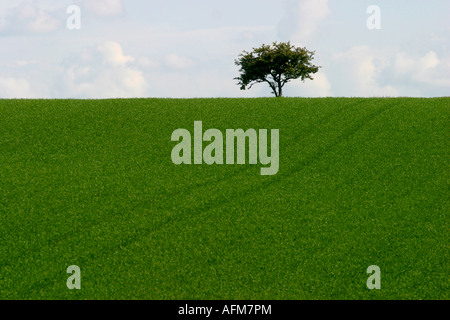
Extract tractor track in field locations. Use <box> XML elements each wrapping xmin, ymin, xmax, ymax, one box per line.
<box><xmin>0</xmin><ymin>99</ymin><xmax>357</xmax><ymax>270</ymax></box>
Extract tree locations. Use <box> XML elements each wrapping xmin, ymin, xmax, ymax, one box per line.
<box><xmin>234</xmin><ymin>41</ymin><xmax>320</xmax><ymax>97</ymax></box>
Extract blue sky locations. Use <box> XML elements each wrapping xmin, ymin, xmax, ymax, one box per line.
<box><xmin>0</xmin><ymin>0</ymin><xmax>449</xmax><ymax>98</ymax></box>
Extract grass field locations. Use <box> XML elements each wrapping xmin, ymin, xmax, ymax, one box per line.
<box><xmin>0</xmin><ymin>97</ymin><xmax>448</xmax><ymax>300</ymax></box>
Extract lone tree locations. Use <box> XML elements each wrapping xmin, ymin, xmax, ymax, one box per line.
<box><xmin>234</xmin><ymin>41</ymin><xmax>320</xmax><ymax>97</ymax></box>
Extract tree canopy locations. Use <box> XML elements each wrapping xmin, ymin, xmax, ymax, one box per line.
<box><xmin>234</xmin><ymin>42</ymin><xmax>320</xmax><ymax>97</ymax></box>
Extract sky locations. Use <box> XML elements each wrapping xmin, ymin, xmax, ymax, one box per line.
<box><xmin>0</xmin><ymin>0</ymin><xmax>449</xmax><ymax>98</ymax></box>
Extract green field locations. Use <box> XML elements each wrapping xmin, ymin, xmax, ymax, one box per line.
<box><xmin>0</xmin><ymin>97</ymin><xmax>448</xmax><ymax>299</ymax></box>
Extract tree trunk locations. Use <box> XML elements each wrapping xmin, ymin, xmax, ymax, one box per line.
<box><xmin>278</xmin><ymin>82</ymin><xmax>283</xmax><ymax>97</ymax></box>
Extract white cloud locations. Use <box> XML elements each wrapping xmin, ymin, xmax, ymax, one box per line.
<box><xmin>420</xmin><ymin>51</ymin><xmax>440</xmax><ymax>69</ymax></box>
<box><xmin>61</xmin><ymin>41</ymin><xmax>148</xmax><ymax>98</ymax></box>
<box><xmin>12</xmin><ymin>60</ymin><xmax>39</xmax><ymax>67</ymax></box>
<box><xmin>27</xmin><ymin>8</ymin><xmax>60</xmax><ymax>33</ymax></box>
<box><xmin>393</xmin><ymin>52</ymin><xmax>416</xmax><ymax>75</ymax></box>
<box><xmin>142</xmin><ymin>70</ymin><xmax>253</xmax><ymax>98</ymax></box>
<box><xmin>80</xmin><ymin>0</ymin><xmax>124</xmax><ymax>17</ymax></box>
<box><xmin>332</xmin><ymin>46</ymin><xmax>400</xmax><ymax>97</ymax></box>
<box><xmin>65</xmin><ymin>67</ymin><xmax>147</xmax><ymax>98</ymax></box>
<box><xmin>278</xmin><ymin>0</ymin><xmax>331</xmax><ymax>43</ymax></box>
<box><xmin>394</xmin><ymin>50</ymin><xmax>450</xmax><ymax>89</ymax></box>
<box><xmin>136</xmin><ymin>56</ymin><xmax>159</xmax><ymax>69</ymax></box>
<box><xmin>0</xmin><ymin>3</ymin><xmax>61</xmax><ymax>35</ymax></box>
<box><xmin>165</xmin><ymin>54</ymin><xmax>194</xmax><ymax>70</ymax></box>
<box><xmin>395</xmin><ymin>51</ymin><xmax>439</xmax><ymax>74</ymax></box>
<box><xmin>97</xmin><ymin>41</ymin><xmax>134</xmax><ymax>66</ymax></box>
<box><xmin>329</xmin><ymin>47</ymin><xmax>450</xmax><ymax>97</ymax></box>
<box><xmin>293</xmin><ymin>72</ymin><xmax>332</xmax><ymax>97</ymax></box>
<box><xmin>0</xmin><ymin>77</ymin><xmax>36</xmax><ymax>98</ymax></box>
